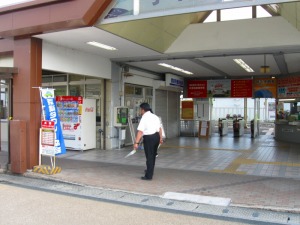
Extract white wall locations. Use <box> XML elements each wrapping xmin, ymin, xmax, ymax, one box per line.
<box><xmin>42</xmin><ymin>42</ymin><xmax>111</xmax><ymax>79</ymax></box>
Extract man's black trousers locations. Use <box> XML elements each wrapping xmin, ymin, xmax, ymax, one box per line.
<box><xmin>143</xmin><ymin>132</ymin><xmax>160</xmax><ymax>179</ymax></box>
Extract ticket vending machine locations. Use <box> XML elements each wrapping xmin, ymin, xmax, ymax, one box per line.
<box><xmin>114</xmin><ymin>107</ymin><xmax>129</xmax><ymax>149</ymax></box>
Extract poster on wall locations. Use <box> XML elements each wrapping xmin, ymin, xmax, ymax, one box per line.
<box><xmin>187</xmin><ymin>80</ymin><xmax>207</xmax><ymax>98</ymax></box>
<box><xmin>277</xmin><ymin>76</ymin><xmax>300</xmax><ymax>98</ymax></box>
<box><xmin>253</xmin><ymin>78</ymin><xmax>277</xmax><ymax>98</ymax></box>
<box><xmin>181</xmin><ymin>101</ymin><xmax>194</xmax><ymax>120</ymax></box>
<box><xmin>207</xmin><ymin>80</ymin><xmax>231</xmax><ymax>97</ymax></box>
<box><xmin>231</xmin><ymin>80</ymin><xmax>253</xmax><ymax>98</ymax></box>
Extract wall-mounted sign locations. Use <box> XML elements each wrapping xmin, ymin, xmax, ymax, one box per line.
<box><xmin>207</xmin><ymin>80</ymin><xmax>231</xmax><ymax>98</ymax></box>
<box><xmin>187</xmin><ymin>80</ymin><xmax>207</xmax><ymax>98</ymax></box>
<box><xmin>277</xmin><ymin>76</ymin><xmax>300</xmax><ymax>98</ymax></box>
<box><xmin>231</xmin><ymin>80</ymin><xmax>253</xmax><ymax>98</ymax></box>
<box><xmin>253</xmin><ymin>78</ymin><xmax>277</xmax><ymax>98</ymax></box>
<box><xmin>181</xmin><ymin>100</ymin><xmax>194</xmax><ymax>120</ymax></box>
<box><xmin>166</xmin><ymin>73</ymin><xmax>184</xmax><ymax>88</ymax></box>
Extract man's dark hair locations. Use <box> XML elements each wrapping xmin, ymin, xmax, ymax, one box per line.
<box><xmin>140</xmin><ymin>103</ymin><xmax>153</xmax><ymax>113</ymax></box>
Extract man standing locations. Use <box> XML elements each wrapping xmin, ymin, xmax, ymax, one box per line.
<box><xmin>134</xmin><ymin>103</ymin><xmax>163</xmax><ymax>180</ymax></box>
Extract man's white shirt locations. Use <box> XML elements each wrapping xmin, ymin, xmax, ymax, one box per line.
<box><xmin>137</xmin><ymin>111</ymin><xmax>161</xmax><ymax>135</ymax></box>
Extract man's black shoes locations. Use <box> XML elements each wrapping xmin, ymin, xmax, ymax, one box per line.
<box><xmin>141</xmin><ymin>176</ymin><xmax>152</xmax><ymax>181</ymax></box>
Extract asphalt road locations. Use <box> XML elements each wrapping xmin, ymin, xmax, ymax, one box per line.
<box><xmin>0</xmin><ymin>184</ymin><xmax>255</xmax><ymax>225</ymax></box>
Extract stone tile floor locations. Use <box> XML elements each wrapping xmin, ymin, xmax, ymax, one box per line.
<box><xmin>34</xmin><ymin>134</ymin><xmax>300</xmax><ymax>211</ymax></box>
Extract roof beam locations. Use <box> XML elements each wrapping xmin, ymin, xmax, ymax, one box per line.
<box><xmin>189</xmin><ymin>59</ymin><xmax>231</xmax><ymax>78</ymax></box>
<box><xmin>273</xmin><ymin>53</ymin><xmax>289</xmax><ymax>75</ymax></box>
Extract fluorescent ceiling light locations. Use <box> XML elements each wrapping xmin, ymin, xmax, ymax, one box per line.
<box><xmin>279</xmin><ymin>99</ymin><xmax>295</xmax><ymax>102</ymax></box>
<box><xmin>0</xmin><ymin>0</ymin><xmax>34</xmax><ymax>8</ymax></box>
<box><xmin>87</xmin><ymin>41</ymin><xmax>117</xmax><ymax>51</ymax></box>
<box><xmin>158</xmin><ymin>63</ymin><xmax>193</xmax><ymax>75</ymax></box>
<box><xmin>233</xmin><ymin>59</ymin><xmax>254</xmax><ymax>73</ymax></box>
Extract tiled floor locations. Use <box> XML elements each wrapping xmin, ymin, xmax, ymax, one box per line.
<box><xmin>33</xmin><ymin>132</ymin><xmax>300</xmax><ymax>211</ymax></box>
<box><xmin>57</xmin><ymin>133</ymin><xmax>300</xmax><ymax>179</ymax></box>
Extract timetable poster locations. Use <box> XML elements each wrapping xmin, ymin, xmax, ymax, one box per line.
<box><xmin>231</xmin><ymin>80</ymin><xmax>253</xmax><ymax>98</ymax></box>
<box><xmin>277</xmin><ymin>76</ymin><xmax>300</xmax><ymax>99</ymax></box>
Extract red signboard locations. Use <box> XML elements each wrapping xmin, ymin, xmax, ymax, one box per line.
<box><xmin>187</xmin><ymin>80</ymin><xmax>207</xmax><ymax>98</ymax></box>
<box><xmin>231</xmin><ymin>80</ymin><xmax>253</xmax><ymax>98</ymax></box>
<box><xmin>41</xmin><ymin>120</ymin><xmax>55</xmax><ymax>129</ymax></box>
<box><xmin>56</xmin><ymin>96</ymin><xmax>83</xmax><ymax>104</ymax></box>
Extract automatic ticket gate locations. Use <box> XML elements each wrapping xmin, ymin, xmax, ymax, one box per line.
<box><xmin>218</xmin><ymin>118</ymin><xmax>228</xmax><ymax>136</ymax></box>
<box><xmin>233</xmin><ymin>118</ymin><xmax>245</xmax><ymax>137</ymax></box>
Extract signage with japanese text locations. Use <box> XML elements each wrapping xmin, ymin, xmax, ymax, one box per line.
<box><xmin>253</xmin><ymin>78</ymin><xmax>277</xmax><ymax>98</ymax></box>
<box><xmin>277</xmin><ymin>76</ymin><xmax>300</xmax><ymax>98</ymax></box>
<box><xmin>187</xmin><ymin>80</ymin><xmax>207</xmax><ymax>98</ymax></box>
<box><xmin>40</xmin><ymin>89</ymin><xmax>66</xmax><ymax>155</ymax></box>
<box><xmin>231</xmin><ymin>80</ymin><xmax>253</xmax><ymax>98</ymax></box>
<box><xmin>181</xmin><ymin>101</ymin><xmax>194</xmax><ymax>120</ymax></box>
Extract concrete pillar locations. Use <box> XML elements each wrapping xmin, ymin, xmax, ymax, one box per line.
<box><xmin>12</xmin><ymin>38</ymin><xmax>42</xmax><ymax>170</ymax></box>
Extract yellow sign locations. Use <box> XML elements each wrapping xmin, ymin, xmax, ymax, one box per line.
<box><xmin>181</xmin><ymin>101</ymin><xmax>194</xmax><ymax>120</ymax></box>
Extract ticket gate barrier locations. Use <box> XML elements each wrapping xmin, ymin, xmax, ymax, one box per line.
<box><xmin>218</xmin><ymin>118</ymin><xmax>228</xmax><ymax>136</ymax></box>
<box><xmin>233</xmin><ymin>118</ymin><xmax>245</xmax><ymax>137</ymax></box>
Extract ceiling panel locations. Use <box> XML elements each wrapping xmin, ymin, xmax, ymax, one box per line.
<box><xmin>128</xmin><ymin>59</ymin><xmax>223</xmax><ymax>78</ymax></box>
<box><xmin>35</xmin><ymin>27</ymin><xmax>162</xmax><ymax>59</ymax></box>
<box><xmin>285</xmin><ymin>53</ymin><xmax>300</xmax><ymax>74</ymax></box>
<box><xmin>200</xmin><ymin>54</ymin><xmax>281</xmax><ymax>77</ymax></box>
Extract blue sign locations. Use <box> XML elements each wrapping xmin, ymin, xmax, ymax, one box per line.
<box><xmin>41</xmin><ymin>89</ymin><xmax>66</xmax><ymax>155</ymax></box>
<box><xmin>170</xmin><ymin>78</ymin><xmax>184</xmax><ymax>87</ymax></box>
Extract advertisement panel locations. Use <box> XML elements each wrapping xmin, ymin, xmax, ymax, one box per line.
<box><xmin>207</xmin><ymin>80</ymin><xmax>231</xmax><ymax>97</ymax></box>
<box><xmin>231</xmin><ymin>80</ymin><xmax>253</xmax><ymax>98</ymax></box>
<box><xmin>277</xmin><ymin>76</ymin><xmax>300</xmax><ymax>98</ymax></box>
<box><xmin>40</xmin><ymin>120</ymin><xmax>55</xmax><ymax>156</ymax></box>
<box><xmin>253</xmin><ymin>78</ymin><xmax>277</xmax><ymax>98</ymax></box>
<box><xmin>56</xmin><ymin>96</ymin><xmax>83</xmax><ymax>150</ymax></box>
<box><xmin>181</xmin><ymin>101</ymin><xmax>194</xmax><ymax>120</ymax></box>
<box><xmin>187</xmin><ymin>80</ymin><xmax>207</xmax><ymax>98</ymax></box>
<box><xmin>40</xmin><ymin>89</ymin><xmax>66</xmax><ymax>155</ymax></box>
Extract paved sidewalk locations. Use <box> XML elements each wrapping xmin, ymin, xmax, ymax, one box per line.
<box><xmin>1</xmin><ymin>173</ymin><xmax>300</xmax><ymax>225</ymax></box>
<box><xmin>37</xmin><ymin>156</ymin><xmax>300</xmax><ymax>213</ymax></box>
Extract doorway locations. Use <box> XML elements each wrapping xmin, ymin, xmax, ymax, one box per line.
<box><xmin>0</xmin><ymin>69</ymin><xmax>13</xmax><ymax>170</ymax></box>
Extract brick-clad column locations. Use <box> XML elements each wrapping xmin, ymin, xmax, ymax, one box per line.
<box><xmin>12</xmin><ymin>38</ymin><xmax>42</xmax><ymax>170</ymax></box>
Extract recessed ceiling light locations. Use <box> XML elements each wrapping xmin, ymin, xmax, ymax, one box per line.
<box><xmin>233</xmin><ymin>59</ymin><xmax>255</xmax><ymax>73</ymax></box>
<box><xmin>158</xmin><ymin>63</ymin><xmax>193</xmax><ymax>75</ymax></box>
<box><xmin>87</xmin><ymin>41</ymin><xmax>117</xmax><ymax>51</ymax></box>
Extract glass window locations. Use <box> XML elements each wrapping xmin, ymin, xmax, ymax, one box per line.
<box><xmin>257</xmin><ymin>6</ymin><xmax>272</xmax><ymax>18</ymax></box>
<box><xmin>54</xmin><ymin>86</ymin><xmax>67</xmax><ymax>96</ymax></box>
<box><xmin>69</xmin><ymin>85</ymin><xmax>84</xmax><ymax>96</ymax></box>
<box><xmin>69</xmin><ymin>75</ymin><xmax>84</xmax><ymax>82</ymax></box>
<box><xmin>53</xmin><ymin>75</ymin><xmax>67</xmax><ymax>82</ymax></box>
<box><xmin>42</xmin><ymin>76</ymin><xmax>52</xmax><ymax>83</ymax></box>
<box><xmin>204</xmin><ymin>11</ymin><xmax>217</xmax><ymax>23</ymax></box>
<box><xmin>125</xmin><ymin>85</ymin><xmax>135</xmax><ymax>95</ymax></box>
<box><xmin>221</xmin><ymin>7</ymin><xmax>252</xmax><ymax>21</ymax></box>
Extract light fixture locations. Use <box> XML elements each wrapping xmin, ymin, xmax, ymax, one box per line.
<box><xmin>86</xmin><ymin>41</ymin><xmax>117</xmax><ymax>51</ymax></box>
<box><xmin>260</xmin><ymin>54</ymin><xmax>270</xmax><ymax>73</ymax></box>
<box><xmin>158</xmin><ymin>63</ymin><xmax>193</xmax><ymax>75</ymax></box>
<box><xmin>279</xmin><ymin>99</ymin><xmax>295</xmax><ymax>102</ymax></box>
<box><xmin>233</xmin><ymin>59</ymin><xmax>255</xmax><ymax>73</ymax></box>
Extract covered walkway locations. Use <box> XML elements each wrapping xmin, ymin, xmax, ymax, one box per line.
<box><xmin>32</xmin><ymin>134</ymin><xmax>300</xmax><ymax>212</ymax></box>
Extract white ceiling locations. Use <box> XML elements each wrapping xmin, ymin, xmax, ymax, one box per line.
<box><xmin>35</xmin><ymin>17</ymin><xmax>300</xmax><ymax>79</ymax></box>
